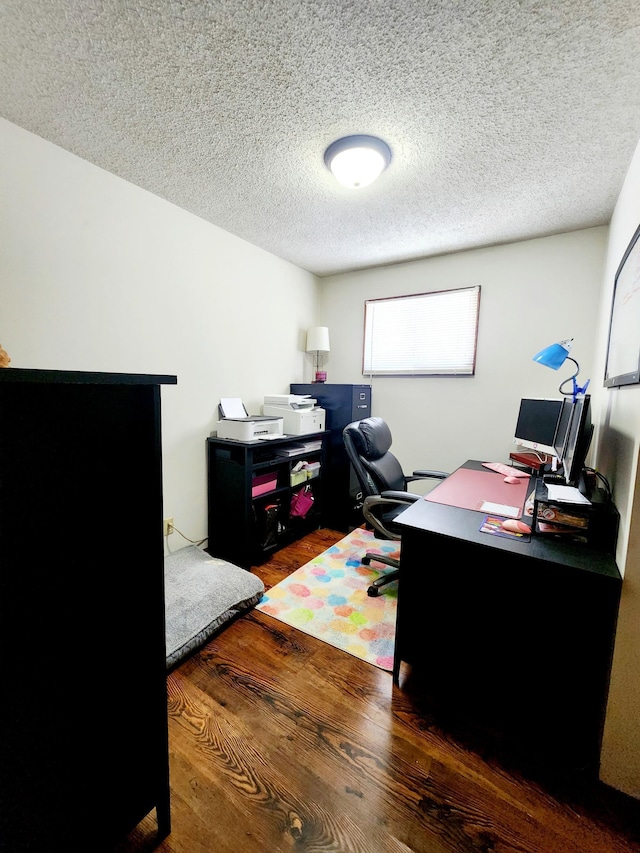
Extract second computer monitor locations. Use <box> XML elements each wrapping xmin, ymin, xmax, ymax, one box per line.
<box><xmin>553</xmin><ymin>398</ymin><xmax>574</xmax><ymax>462</ymax></box>
<box><xmin>561</xmin><ymin>395</ymin><xmax>593</xmax><ymax>488</ymax></box>
<box><xmin>513</xmin><ymin>398</ymin><xmax>564</xmax><ymax>457</ymax></box>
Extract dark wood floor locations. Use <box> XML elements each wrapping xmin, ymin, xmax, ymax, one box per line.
<box><xmin>118</xmin><ymin>528</ymin><xmax>640</xmax><ymax>853</ymax></box>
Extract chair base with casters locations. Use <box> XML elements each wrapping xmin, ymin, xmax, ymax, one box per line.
<box><xmin>362</xmin><ymin>553</ymin><xmax>399</xmax><ymax>597</ymax></box>
<box><xmin>361</xmin><ymin>492</ymin><xmax>418</xmax><ymax>596</ymax></box>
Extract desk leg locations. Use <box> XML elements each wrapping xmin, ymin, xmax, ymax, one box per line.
<box><xmin>393</xmin><ymin>580</ymin><xmax>402</xmax><ymax>685</ymax></box>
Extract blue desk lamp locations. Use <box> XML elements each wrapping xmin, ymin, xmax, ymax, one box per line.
<box><xmin>532</xmin><ymin>338</ymin><xmax>590</xmax><ymax>401</ymax></box>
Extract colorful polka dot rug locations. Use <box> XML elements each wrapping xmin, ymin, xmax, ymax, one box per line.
<box><xmin>256</xmin><ymin>527</ymin><xmax>398</xmax><ymax>671</ymax></box>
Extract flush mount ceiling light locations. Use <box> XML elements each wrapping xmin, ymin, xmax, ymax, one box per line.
<box><xmin>324</xmin><ymin>135</ymin><xmax>392</xmax><ymax>189</ymax></box>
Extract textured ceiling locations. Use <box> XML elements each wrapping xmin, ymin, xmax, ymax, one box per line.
<box><xmin>1</xmin><ymin>1</ymin><xmax>640</xmax><ymax>277</ymax></box>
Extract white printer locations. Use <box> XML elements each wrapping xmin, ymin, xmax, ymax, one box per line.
<box><xmin>216</xmin><ymin>397</ymin><xmax>283</xmax><ymax>441</ymax></box>
<box><xmin>262</xmin><ymin>394</ymin><xmax>326</xmax><ymax>436</ymax></box>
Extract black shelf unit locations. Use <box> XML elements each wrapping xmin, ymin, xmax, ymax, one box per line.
<box><xmin>0</xmin><ymin>368</ymin><xmax>175</xmax><ymax>851</ymax></box>
<box><xmin>207</xmin><ymin>431</ymin><xmax>328</xmax><ymax>568</ymax></box>
<box><xmin>291</xmin><ymin>383</ymin><xmax>371</xmax><ymax>530</ymax></box>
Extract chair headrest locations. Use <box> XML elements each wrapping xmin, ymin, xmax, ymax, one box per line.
<box><xmin>353</xmin><ymin>417</ymin><xmax>392</xmax><ymax>460</ymax></box>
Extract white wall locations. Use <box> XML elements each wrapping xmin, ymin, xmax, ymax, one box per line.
<box><xmin>319</xmin><ymin>229</ymin><xmax>606</xmax><ymax>483</ymax></box>
<box><xmin>0</xmin><ymin>119</ymin><xmax>319</xmax><ymax>554</ymax></box>
<box><xmin>593</xmin><ymin>138</ymin><xmax>640</xmax><ymax>799</ymax></box>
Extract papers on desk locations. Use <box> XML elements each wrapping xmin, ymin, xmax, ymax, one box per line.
<box><xmin>479</xmin><ymin>500</ymin><xmax>522</xmax><ymax>519</ymax></box>
<box><xmin>546</xmin><ymin>484</ymin><xmax>591</xmax><ymax>505</ymax></box>
<box><xmin>274</xmin><ymin>443</ymin><xmax>307</xmax><ymax>456</ymax></box>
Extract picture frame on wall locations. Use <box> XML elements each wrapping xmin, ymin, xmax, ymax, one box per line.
<box><xmin>604</xmin><ymin>222</ymin><xmax>640</xmax><ymax>388</ymax></box>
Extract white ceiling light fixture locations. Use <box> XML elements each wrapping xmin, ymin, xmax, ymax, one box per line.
<box><xmin>324</xmin><ymin>135</ymin><xmax>392</xmax><ymax>189</ymax></box>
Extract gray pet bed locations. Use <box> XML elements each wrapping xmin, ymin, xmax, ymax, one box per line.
<box><xmin>164</xmin><ymin>545</ymin><xmax>264</xmax><ymax>669</ymax></box>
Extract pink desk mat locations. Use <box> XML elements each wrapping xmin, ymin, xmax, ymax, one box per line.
<box><xmin>424</xmin><ymin>466</ymin><xmax>530</xmax><ymax>518</ymax></box>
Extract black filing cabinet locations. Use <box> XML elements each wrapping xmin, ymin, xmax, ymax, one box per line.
<box><xmin>291</xmin><ymin>383</ymin><xmax>371</xmax><ymax>530</ymax></box>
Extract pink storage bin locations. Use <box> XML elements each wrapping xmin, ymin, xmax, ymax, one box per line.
<box><xmin>252</xmin><ymin>472</ymin><xmax>278</xmax><ymax>497</ymax></box>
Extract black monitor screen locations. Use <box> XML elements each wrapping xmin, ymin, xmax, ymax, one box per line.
<box><xmin>553</xmin><ymin>398</ymin><xmax>574</xmax><ymax>461</ymax></box>
<box><xmin>513</xmin><ymin>398</ymin><xmax>564</xmax><ymax>456</ymax></box>
<box><xmin>562</xmin><ymin>395</ymin><xmax>593</xmax><ymax>488</ymax></box>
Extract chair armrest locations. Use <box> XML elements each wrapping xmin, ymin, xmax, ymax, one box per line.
<box><xmin>407</xmin><ymin>469</ymin><xmax>449</xmax><ymax>481</ymax></box>
<box><xmin>363</xmin><ymin>494</ymin><xmax>418</xmax><ymax>541</ymax></box>
<box><xmin>379</xmin><ymin>490</ymin><xmax>421</xmax><ymax>503</ymax></box>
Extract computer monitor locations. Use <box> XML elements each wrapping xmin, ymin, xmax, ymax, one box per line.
<box><xmin>560</xmin><ymin>395</ymin><xmax>593</xmax><ymax>490</ymax></box>
<box><xmin>552</xmin><ymin>398</ymin><xmax>574</xmax><ymax>462</ymax></box>
<box><xmin>513</xmin><ymin>398</ymin><xmax>564</xmax><ymax>457</ymax></box>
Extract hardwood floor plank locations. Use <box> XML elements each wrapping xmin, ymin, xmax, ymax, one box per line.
<box><xmin>205</xmin><ymin>614</ymin><xmax>626</xmax><ymax>851</ymax></box>
<box><xmin>189</xmin><ymin>616</ymin><xmax>633</xmax><ymax>853</ymax></box>
<box><xmin>167</xmin><ymin>668</ymin><xmax>420</xmax><ymax>852</ymax></box>
<box><xmin>168</xmin><ymin>673</ymin><xmax>311</xmax><ymax>852</ymax></box>
<box><xmin>117</xmin><ymin>528</ymin><xmax>640</xmax><ymax>853</ymax></box>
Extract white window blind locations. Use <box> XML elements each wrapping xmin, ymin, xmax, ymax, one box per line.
<box><xmin>363</xmin><ymin>286</ymin><xmax>480</xmax><ymax>376</ymax></box>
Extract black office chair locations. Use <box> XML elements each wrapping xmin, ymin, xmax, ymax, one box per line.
<box><xmin>342</xmin><ymin>417</ymin><xmax>449</xmax><ymax>596</ymax></box>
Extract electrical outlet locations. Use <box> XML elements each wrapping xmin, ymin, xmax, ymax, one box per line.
<box><xmin>163</xmin><ymin>517</ymin><xmax>174</xmax><ymax>537</ymax></box>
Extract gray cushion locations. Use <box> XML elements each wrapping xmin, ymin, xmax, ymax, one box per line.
<box><xmin>164</xmin><ymin>545</ymin><xmax>264</xmax><ymax>669</ymax></box>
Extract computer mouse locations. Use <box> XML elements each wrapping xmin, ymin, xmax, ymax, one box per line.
<box><xmin>504</xmin><ymin>476</ymin><xmax>521</xmax><ymax>484</ymax></box>
<box><xmin>501</xmin><ymin>519</ymin><xmax>532</xmax><ymax>534</ymax></box>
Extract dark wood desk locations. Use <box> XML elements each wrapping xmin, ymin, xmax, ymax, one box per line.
<box><xmin>394</xmin><ymin>460</ymin><xmax>622</xmax><ymax>776</ymax></box>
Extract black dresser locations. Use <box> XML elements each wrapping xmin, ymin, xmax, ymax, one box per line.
<box><xmin>0</xmin><ymin>368</ymin><xmax>175</xmax><ymax>851</ymax></box>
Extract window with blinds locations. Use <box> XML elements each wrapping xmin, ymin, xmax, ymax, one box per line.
<box><xmin>363</xmin><ymin>285</ymin><xmax>480</xmax><ymax>376</ymax></box>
